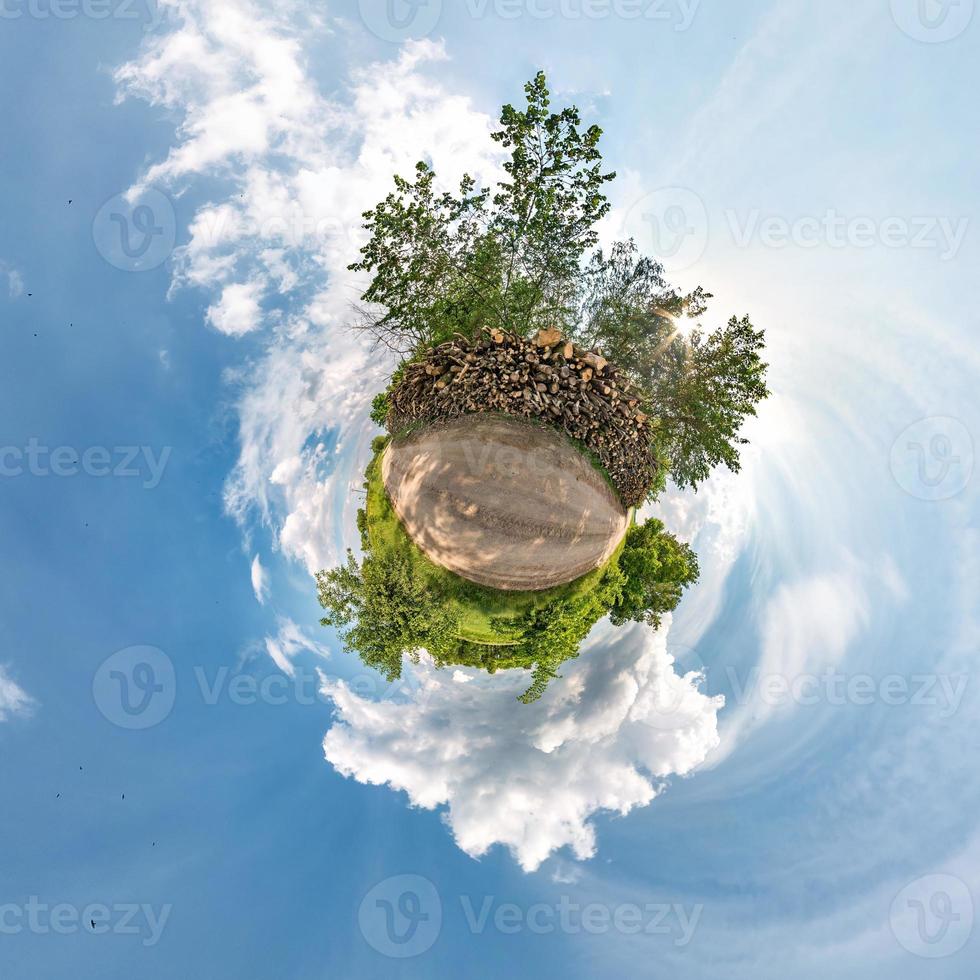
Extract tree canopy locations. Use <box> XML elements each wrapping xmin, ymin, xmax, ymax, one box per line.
<box><xmin>350</xmin><ymin>71</ymin><xmax>615</xmax><ymax>355</ymax></box>
<box><xmin>577</xmin><ymin>244</ymin><xmax>768</xmax><ymax>487</ymax></box>
<box><xmin>610</xmin><ymin>518</ymin><xmax>699</xmax><ymax>628</ymax></box>
<box><xmin>316</xmin><ymin>548</ymin><xmax>460</xmax><ymax>681</ymax></box>
<box><xmin>351</xmin><ymin>73</ymin><xmax>769</xmax><ymax>494</ymax></box>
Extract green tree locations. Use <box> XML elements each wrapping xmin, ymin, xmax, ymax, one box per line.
<box><xmin>316</xmin><ymin>549</ymin><xmax>460</xmax><ymax>681</ymax></box>
<box><xmin>643</xmin><ymin>315</ymin><xmax>769</xmax><ymax>489</ymax></box>
<box><xmin>575</xmin><ymin>239</ymin><xmax>709</xmax><ymax>355</ymax></box>
<box><xmin>575</xmin><ymin>240</ymin><xmax>767</xmax><ymax>491</ymax></box>
<box><xmin>610</xmin><ymin>518</ymin><xmax>699</xmax><ymax>628</ymax></box>
<box><xmin>349</xmin><ymin>71</ymin><xmax>615</xmax><ymax>353</ymax></box>
<box><xmin>512</xmin><ymin>563</ymin><xmax>624</xmax><ymax>703</ymax></box>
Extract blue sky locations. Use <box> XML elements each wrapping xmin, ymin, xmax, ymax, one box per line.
<box><xmin>1</xmin><ymin>0</ymin><xmax>978</xmax><ymax>976</ymax></box>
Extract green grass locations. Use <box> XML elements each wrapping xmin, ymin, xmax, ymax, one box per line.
<box><xmin>363</xmin><ymin>436</ymin><xmax>629</xmax><ymax>647</ymax></box>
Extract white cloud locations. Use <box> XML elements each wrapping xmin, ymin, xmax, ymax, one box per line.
<box><xmin>550</xmin><ymin>862</ymin><xmax>584</xmax><ymax>885</ymax></box>
<box><xmin>1</xmin><ymin>260</ymin><xmax>24</xmax><ymax>299</ymax></box>
<box><xmin>250</xmin><ymin>553</ymin><xmax>269</xmax><ymax>604</ymax></box>
<box><xmin>708</xmin><ymin>563</ymin><xmax>870</xmax><ymax>767</ymax></box>
<box><xmin>263</xmin><ymin>616</ymin><xmax>330</xmax><ymax>678</ymax></box>
<box><xmin>0</xmin><ymin>665</ymin><xmax>35</xmax><ymax>722</ymax></box>
<box><xmin>115</xmin><ymin>0</ymin><xmax>333</xmax><ymax>191</ymax></box>
<box><xmin>321</xmin><ymin>620</ymin><xmax>723</xmax><ymax>872</ymax></box>
<box><xmin>117</xmin><ymin>3</ymin><xmax>505</xmax><ymax>571</ymax></box>
<box><xmin>206</xmin><ymin>280</ymin><xmax>264</xmax><ymax>336</ymax></box>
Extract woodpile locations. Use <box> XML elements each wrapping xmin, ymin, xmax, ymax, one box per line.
<box><xmin>385</xmin><ymin>328</ymin><xmax>659</xmax><ymax>507</ymax></box>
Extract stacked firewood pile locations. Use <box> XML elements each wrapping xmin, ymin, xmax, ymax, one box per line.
<box><xmin>385</xmin><ymin>328</ymin><xmax>658</xmax><ymax>507</ymax></box>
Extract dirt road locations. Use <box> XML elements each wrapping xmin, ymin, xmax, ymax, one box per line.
<box><xmin>381</xmin><ymin>415</ymin><xmax>628</xmax><ymax>591</ymax></box>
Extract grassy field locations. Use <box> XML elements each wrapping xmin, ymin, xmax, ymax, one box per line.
<box><xmin>362</xmin><ymin>437</ymin><xmax>629</xmax><ymax>647</ymax></box>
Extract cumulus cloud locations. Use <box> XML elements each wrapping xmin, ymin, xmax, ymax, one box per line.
<box><xmin>0</xmin><ymin>665</ymin><xmax>35</xmax><ymax>722</ymax></box>
<box><xmin>321</xmin><ymin>619</ymin><xmax>723</xmax><ymax>872</ymax></box>
<box><xmin>207</xmin><ymin>280</ymin><xmax>264</xmax><ymax>336</ymax></box>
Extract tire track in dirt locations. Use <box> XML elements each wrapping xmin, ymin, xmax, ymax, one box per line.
<box><xmin>382</xmin><ymin>415</ymin><xmax>628</xmax><ymax>591</ymax></box>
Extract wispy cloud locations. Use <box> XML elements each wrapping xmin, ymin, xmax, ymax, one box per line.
<box><xmin>0</xmin><ymin>665</ymin><xmax>35</xmax><ymax>722</ymax></box>
<box><xmin>0</xmin><ymin>260</ymin><xmax>24</xmax><ymax>299</ymax></box>
<box><xmin>264</xmin><ymin>616</ymin><xmax>330</xmax><ymax>678</ymax></box>
<box><xmin>250</xmin><ymin>553</ymin><xmax>269</xmax><ymax>604</ymax></box>
<box><xmin>116</xmin><ymin>2</ymin><xmax>504</xmax><ymax>572</ymax></box>
<box><xmin>710</xmin><ymin>563</ymin><xmax>870</xmax><ymax>764</ymax></box>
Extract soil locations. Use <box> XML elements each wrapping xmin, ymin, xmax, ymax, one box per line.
<box><xmin>381</xmin><ymin>415</ymin><xmax>628</xmax><ymax>591</ymax></box>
